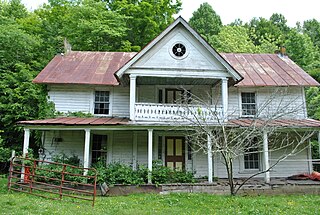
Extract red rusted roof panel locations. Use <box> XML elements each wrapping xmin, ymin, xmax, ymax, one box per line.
<box><xmin>18</xmin><ymin>117</ymin><xmax>129</xmax><ymax>126</ymax></box>
<box><xmin>221</xmin><ymin>53</ymin><xmax>319</xmax><ymax>87</ymax></box>
<box><xmin>33</xmin><ymin>52</ymin><xmax>137</xmax><ymax>86</ymax></box>
<box><xmin>229</xmin><ymin>118</ymin><xmax>320</xmax><ymax>128</ymax></box>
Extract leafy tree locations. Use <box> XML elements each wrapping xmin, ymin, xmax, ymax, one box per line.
<box><xmin>284</xmin><ymin>29</ymin><xmax>317</xmax><ymax>70</ymax></box>
<box><xmin>61</xmin><ymin>0</ymin><xmax>129</xmax><ymax>51</ymax></box>
<box><xmin>189</xmin><ymin>2</ymin><xmax>222</xmax><ymax>39</ymax></box>
<box><xmin>247</xmin><ymin>16</ymin><xmax>284</xmax><ymax>47</ymax></box>
<box><xmin>210</xmin><ymin>26</ymin><xmax>257</xmax><ymax>53</ymax></box>
<box><xmin>107</xmin><ymin>0</ymin><xmax>182</xmax><ymax>50</ymax></box>
<box><xmin>303</xmin><ymin>19</ymin><xmax>320</xmax><ymax>49</ymax></box>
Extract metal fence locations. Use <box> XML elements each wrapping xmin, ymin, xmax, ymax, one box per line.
<box><xmin>8</xmin><ymin>156</ymin><xmax>97</xmax><ymax>207</ymax></box>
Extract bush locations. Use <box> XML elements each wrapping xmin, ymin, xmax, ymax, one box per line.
<box><xmin>92</xmin><ymin>160</ymin><xmax>195</xmax><ymax>185</ymax></box>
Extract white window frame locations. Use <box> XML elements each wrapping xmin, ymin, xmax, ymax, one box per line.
<box><xmin>92</xmin><ymin>88</ymin><xmax>112</xmax><ymax>116</ymax></box>
<box><xmin>239</xmin><ymin>91</ymin><xmax>257</xmax><ymax>117</ymax></box>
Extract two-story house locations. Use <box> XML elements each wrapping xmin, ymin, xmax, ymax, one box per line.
<box><xmin>19</xmin><ymin>17</ymin><xmax>320</xmax><ymax>183</ymax></box>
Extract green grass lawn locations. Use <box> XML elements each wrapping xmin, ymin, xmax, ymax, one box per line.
<box><xmin>2</xmin><ymin>176</ymin><xmax>320</xmax><ymax>215</ymax></box>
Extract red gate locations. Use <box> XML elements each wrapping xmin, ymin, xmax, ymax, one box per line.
<box><xmin>8</xmin><ymin>156</ymin><xmax>97</xmax><ymax>206</ymax></box>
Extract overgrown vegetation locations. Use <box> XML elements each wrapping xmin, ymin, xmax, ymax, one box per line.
<box><xmin>92</xmin><ymin>160</ymin><xmax>195</xmax><ymax>185</ymax></box>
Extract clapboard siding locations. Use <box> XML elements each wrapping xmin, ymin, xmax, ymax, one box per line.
<box><xmin>227</xmin><ymin>86</ymin><xmax>307</xmax><ymax>119</ymax></box>
<box><xmin>111</xmin><ymin>131</ymin><xmax>133</xmax><ymax>164</ymax></box>
<box><xmin>48</xmin><ymin>85</ymin><xmax>130</xmax><ymax>117</ymax></box>
<box><xmin>48</xmin><ymin>89</ymin><xmax>92</xmax><ymax>113</ymax></box>
<box><xmin>43</xmin><ymin>130</ymin><xmax>84</xmax><ymax>163</ymax></box>
<box><xmin>112</xmin><ymin>87</ymin><xmax>130</xmax><ymax>117</ymax></box>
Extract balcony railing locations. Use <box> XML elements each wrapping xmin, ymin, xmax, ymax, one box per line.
<box><xmin>134</xmin><ymin>102</ymin><xmax>223</xmax><ymax>122</ymax></box>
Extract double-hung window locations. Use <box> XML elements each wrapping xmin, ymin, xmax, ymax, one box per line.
<box><xmin>241</xmin><ymin>92</ymin><xmax>256</xmax><ymax>116</ymax></box>
<box><xmin>94</xmin><ymin>91</ymin><xmax>110</xmax><ymax>115</ymax></box>
<box><xmin>244</xmin><ymin>147</ymin><xmax>260</xmax><ymax>170</ymax></box>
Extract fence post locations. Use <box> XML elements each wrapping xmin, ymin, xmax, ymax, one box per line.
<box><xmin>60</xmin><ymin>165</ymin><xmax>66</xmax><ymax>200</ymax></box>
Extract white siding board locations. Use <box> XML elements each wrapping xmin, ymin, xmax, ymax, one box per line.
<box><xmin>111</xmin><ymin>131</ymin><xmax>133</xmax><ymax>164</ymax></box>
<box><xmin>43</xmin><ymin>130</ymin><xmax>84</xmax><ymax>163</ymax></box>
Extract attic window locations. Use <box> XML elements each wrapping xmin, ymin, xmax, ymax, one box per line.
<box><xmin>172</xmin><ymin>43</ymin><xmax>186</xmax><ymax>57</ymax></box>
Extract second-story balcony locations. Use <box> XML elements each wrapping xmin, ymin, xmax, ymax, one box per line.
<box><xmin>134</xmin><ymin>102</ymin><xmax>223</xmax><ymax>123</ymax></box>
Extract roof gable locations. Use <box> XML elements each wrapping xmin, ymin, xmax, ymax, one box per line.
<box><xmin>115</xmin><ymin>17</ymin><xmax>243</xmax><ymax>81</ymax></box>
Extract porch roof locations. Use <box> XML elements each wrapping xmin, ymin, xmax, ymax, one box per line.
<box><xmin>229</xmin><ymin>118</ymin><xmax>320</xmax><ymax>128</ymax></box>
<box><xmin>18</xmin><ymin>117</ymin><xmax>320</xmax><ymax>129</ymax></box>
<box><xmin>18</xmin><ymin>117</ymin><xmax>129</xmax><ymax>126</ymax></box>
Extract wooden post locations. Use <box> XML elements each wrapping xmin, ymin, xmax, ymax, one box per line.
<box><xmin>130</xmin><ymin>75</ymin><xmax>137</xmax><ymax>121</ymax></box>
<box><xmin>221</xmin><ymin>78</ymin><xmax>228</xmax><ymax>120</ymax></box>
<box><xmin>148</xmin><ymin>129</ymin><xmax>153</xmax><ymax>184</ymax></box>
<box><xmin>83</xmin><ymin>129</ymin><xmax>91</xmax><ymax>175</ymax></box>
<box><xmin>21</xmin><ymin>129</ymin><xmax>30</xmax><ymax>182</ymax></box>
<box><xmin>23</xmin><ymin>128</ymin><xmax>30</xmax><ymax>157</ymax></box>
<box><xmin>207</xmin><ymin>134</ymin><xmax>213</xmax><ymax>183</ymax></box>
<box><xmin>263</xmin><ymin>130</ymin><xmax>270</xmax><ymax>183</ymax></box>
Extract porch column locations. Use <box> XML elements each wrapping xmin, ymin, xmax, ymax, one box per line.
<box><xmin>318</xmin><ymin>131</ymin><xmax>320</xmax><ymax>158</ymax></box>
<box><xmin>22</xmin><ymin>128</ymin><xmax>30</xmax><ymax>157</ymax></box>
<box><xmin>148</xmin><ymin>129</ymin><xmax>153</xmax><ymax>184</ymax></box>
<box><xmin>263</xmin><ymin>130</ymin><xmax>270</xmax><ymax>183</ymax></box>
<box><xmin>83</xmin><ymin>128</ymin><xmax>91</xmax><ymax>175</ymax></box>
<box><xmin>207</xmin><ymin>134</ymin><xmax>213</xmax><ymax>183</ymax></box>
<box><xmin>21</xmin><ymin>128</ymin><xmax>30</xmax><ymax>181</ymax></box>
<box><xmin>130</xmin><ymin>75</ymin><xmax>137</xmax><ymax>121</ymax></box>
<box><xmin>221</xmin><ymin>78</ymin><xmax>228</xmax><ymax>119</ymax></box>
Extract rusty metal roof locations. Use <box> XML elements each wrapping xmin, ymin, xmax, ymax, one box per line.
<box><xmin>33</xmin><ymin>51</ymin><xmax>319</xmax><ymax>87</ymax></box>
<box><xmin>33</xmin><ymin>51</ymin><xmax>137</xmax><ymax>85</ymax></box>
<box><xmin>229</xmin><ymin>118</ymin><xmax>320</xmax><ymax>128</ymax></box>
<box><xmin>18</xmin><ymin>117</ymin><xmax>129</xmax><ymax>126</ymax></box>
<box><xmin>18</xmin><ymin>117</ymin><xmax>320</xmax><ymax>129</ymax></box>
<box><xmin>221</xmin><ymin>53</ymin><xmax>320</xmax><ymax>87</ymax></box>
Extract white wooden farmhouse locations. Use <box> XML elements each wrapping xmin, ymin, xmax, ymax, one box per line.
<box><xmin>19</xmin><ymin>17</ymin><xmax>320</xmax><ymax>183</ymax></box>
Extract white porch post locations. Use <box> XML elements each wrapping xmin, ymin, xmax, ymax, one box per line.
<box><xmin>221</xmin><ymin>78</ymin><xmax>228</xmax><ymax>120</ymax></box>
<box><xmin>21</xmin><ymin>128</ymin><xmax>30</xmax><ymax>181</ymax></box>
<box><xmin>130</xmin><ymin>75</ymin><xmax>137</xmax><ymax>121</ymax></box>
<box><xmin>148</xmin><ymin>129</ymin><xmax>153</xmax><ymax>184</ymax></box>
<box><xmin>83</xmin><ymin>129</ymin><xmax>91</xmax><ymax>175</ymax></box>
<box><xmin>23</xmin><ymin>128</ymin><xmax>30</xmax><ymax>157</ymax></box>
<box><xmin>207</xmin><ymin>134</ymin><xmax>213</xmax><ymax>183</ymax></box>
<box><xmin>263</xmin><ymin>130</ymin><xmax>270</xmax><ymax>183</ymax></box>
<box><xmin>318</xmin><ymin>131</ymin><xmax>320</xmax><ymax>158</ymax></box>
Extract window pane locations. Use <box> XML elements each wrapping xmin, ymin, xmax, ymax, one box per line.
<box><xmin>241</xmin><ymin>92</ymin><xmax>256</xmax><ymax>116</ymax></box>
<box><xmin>94</xmin><ymin>91</ymin><xmax>110</xmax><ymax>115</ymax></box>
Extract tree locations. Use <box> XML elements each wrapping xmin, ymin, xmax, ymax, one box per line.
<box><xmin>107</xmin><ymin>0</ymin><xmax>182</xmax><ymax>50</ymax></box>
<box><xmin>61</xmin><ymin>0</ymin><xmax>130</xmax><ymax>51</ymax></box>
<box><xmin>189</xmin><ymin>2</ymin><xmax>222</xmax><ymax>40</ymax></box>
<box><xmin>303</xmin><ymin>19</ymin><xmax>320</xmax><ymax>49</ymax></box>
<box><xmin>247</xmin><ymin>16</ymin><xmax>284</xmax><ymax>48</ymax></box>
<box><xmin>209</xmin><ymin>25</ymin><xmax>257</xmax><ymax>53</ymax></box>
<box><xmin>177</xmin><ymin>88</ymin><xmax>315</xmax><ymax>195</ymax></box>
<box><xmin>284</xmin><ymin>29</ymin><xmax>317</xmax><ymax>70</ymax></box>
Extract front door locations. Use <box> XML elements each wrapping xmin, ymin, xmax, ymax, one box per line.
<box><xmin>165</xmin><ymin>137</ymin><xmax>185</xmax><ymax>171</ymax></box>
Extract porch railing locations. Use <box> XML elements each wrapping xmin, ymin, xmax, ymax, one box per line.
<box><xmin>135</xmin><ymin>102</ymin><xmax>222</xmax><ymax>122</ymax></box>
